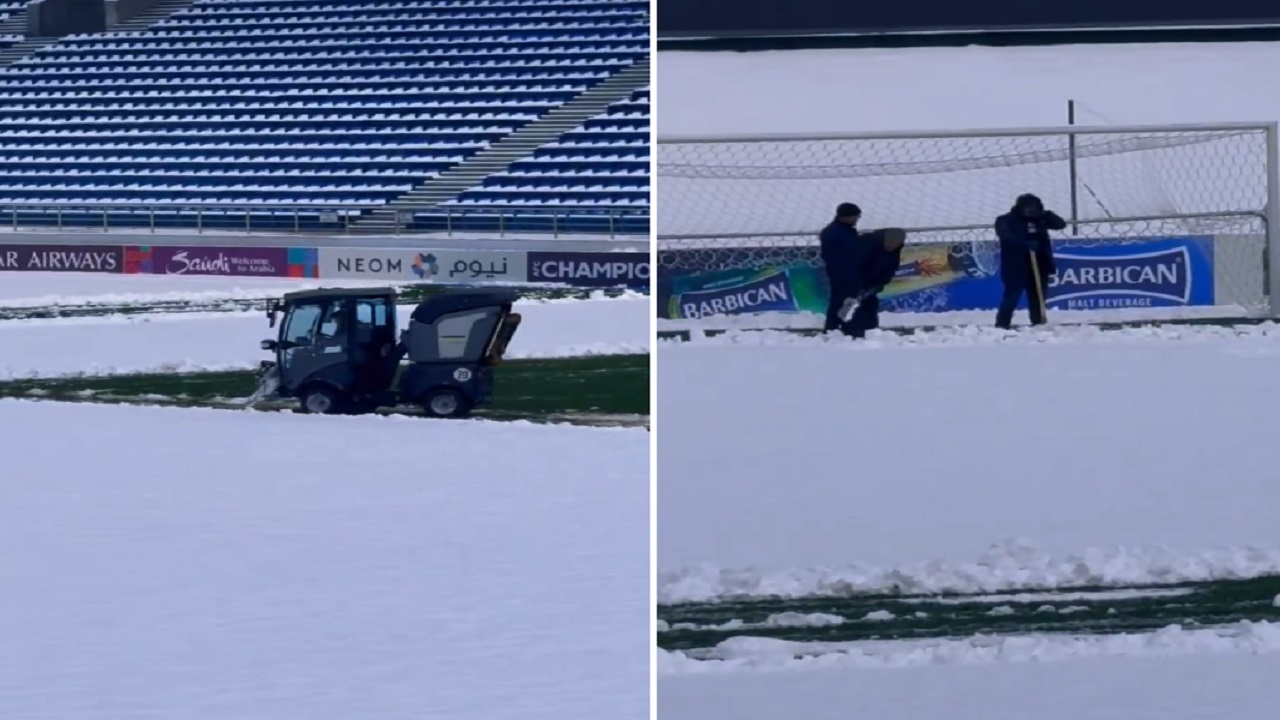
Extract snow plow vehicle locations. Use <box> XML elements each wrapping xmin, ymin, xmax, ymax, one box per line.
<box><xmin>252</xmin><ymin>287</ymin><xmax>522</xmax><ymax>418</ymax></box>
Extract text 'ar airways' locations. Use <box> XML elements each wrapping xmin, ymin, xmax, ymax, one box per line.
<box><xmin>0</xmin><ymin>247</ymin><xmax>120</xmax><ymax>272</ymax></box>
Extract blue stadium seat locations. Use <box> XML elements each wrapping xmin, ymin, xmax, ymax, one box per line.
<box><xmin>0</xmin><ymin>0</ymin><xmax>650</xmax><ymax>235</ymax></box>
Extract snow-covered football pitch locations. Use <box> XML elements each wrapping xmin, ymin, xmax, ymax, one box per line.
<box><xmin>0</xmin><ymin>272</ymin><xmax>650</xmax><ymax>719</ymax></box>
<box><xmin>658</xmin><ymin>323</ymin><xmax>1280</xmax><ymax>719</ymax></box>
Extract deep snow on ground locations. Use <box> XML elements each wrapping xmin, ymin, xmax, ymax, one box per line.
<box><xmin>658</xmin><ymin>327</ymin><xmax>1280</xmax><ymax>593</ymax></box>
<box><xmin>661</xmin><ymin>648</ymin><xmax>1280</xmax><ymax>719</ymax></box>
<box><xmin>655</xmin><ymin>37</ymin><xmax>1280</xmax><ymax>713</ymax></box>
<box><xmin>0</xmin><ymin>295</ymin><xmax>650</xmax><ymax>378</ymax></box>
<box><xmin>0</xmin><ymin>400</ymin><xmax>649</xmax><ymax>719</ymax></box>
<box><xmin>658</xmin><ymin>42</ymin><xmax>1280</xmax><ymax>136</ymax></box>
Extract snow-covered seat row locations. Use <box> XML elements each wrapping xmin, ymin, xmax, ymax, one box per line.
<box><xmin>0</xmin><ymin>109</ymin><xmax>538</xmax><ymax>119</ymax></box>
<box><xmin>178</xmin><ymin>1</ymin><xmax>649</xmax><ymax>13</ymax></box>
<box><xmin>0</xmin><ymin>170</ymin><xmax>440</xmax><ymax>181</ymax></box>
<box><xmin>191</xmin><ymin>0</ymin><xmax>640</xmax><ymax>6</ymax></box>
<box><xmin>0</xmin><ymin>70</ymin><xmax>627</xmax><ymax>86</ymax></box>
<box><xmin>179</xmin><ymin>5</ymin><xmax>646</xmax><ymax>15</ymax></box>
<box><xmin>15</xmin><ymin>56</ymin><xmax>634</xmax><ymax>68</ymax></box>
<box><xmin>0</xmin><ymin>102</ymin><xmax>568</xmax><ymax>117</ymax></box>
<box><xmin>0</xmin><ymin>0</ymin><xmax>649</xmax><ymax>235</ymax></box>
<box><xmin>0</xmin><ymin>74</ymin><xmax>616</xmax><ymax>89</ymax></box>
<box><xmin>61</xmin><ymin>31</ymin><xmax>649</xmax><ymax>46</ymax></box>
<box><xmin>0</xmin><ymin>129</ymin><xmax>520</xmax><ymax>140</ymax></box>
<box><xmin>0</xmin><ymin>184</ymin><xmax>409</xmax><ymax>198</ymax></box>
<box><xmin>3</xmin><ymin>60</ymin><xmax>630</xmax><ymax>73</ymax></box>
<box><xmin>156</xmin><ymin>17</ymin><xmax>645</xmax><ymax>29</ymax></box>
<box><xmin>30</xmin><ymin>47</ymin><xmax>646</xmax><ymax>64</ymax></box>
<box><xmin>0</xmin><ymin>144</ymin><xmax>488</xmax><ymax>157</ymax></box>
<box><xmin>0</xmin><ymin>89</ymin><xmax>587</xmax><ymax>101</ymax></box>
<box><xmin>169</xmin><ymin>11</ymin><xmax>645</xmax><ymax>25</ymax></box>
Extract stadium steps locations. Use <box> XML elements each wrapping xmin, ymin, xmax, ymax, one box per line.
<box><xmin>0</xmin><ymin>7</ymin><xmax>25</xmax><ymax>36</ymax></box>
<box><xmin>112</xmin><ymin>0</ymin><xmax>200</xmax><ymax>32</ymax></box>
<box><xmin>0</xmin><ymin>37</ymin><xmax>54</xmax><ymax>66</ymax></box>
<box><xmin>352</xmin><ymin>54</ymin><xmax>650</xmax><ymax>232</ymax></box>
<box><xmin>0</xmin><ymin>6</ymin><xmax>59</xmax><ymax>68</ymax></box>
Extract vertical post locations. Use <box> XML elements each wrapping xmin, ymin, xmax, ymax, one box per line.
<box><xmin>1266</xmin><ymin>122</ymin><xmax>1280</xmax><ymax>317</ymax></box>
<box><xmin>1067</xmin><ymin>100</ymin><xmax>1080</xmax><ymax>236</ymax></box>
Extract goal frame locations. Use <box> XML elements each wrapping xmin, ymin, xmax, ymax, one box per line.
<box><xmin>657</xmin><ymin>121</ymin><xmax>1280</xmax><ymax>318</ymax></box>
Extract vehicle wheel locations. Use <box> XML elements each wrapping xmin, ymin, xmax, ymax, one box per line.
<box><xmin>421</xmin><ymin>388</ymin><xmax>473</xmax><ymax>418</ymax></box>
<box><xmin>300</xmin><ymin>386</ymin><xmax>345</xmax><ymax>415</ymax></box>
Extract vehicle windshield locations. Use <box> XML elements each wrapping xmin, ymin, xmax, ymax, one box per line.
<box><xmin>281</xmin><ymin>303</ymin><xmax>324</xmax><ymax>345</ymax></box>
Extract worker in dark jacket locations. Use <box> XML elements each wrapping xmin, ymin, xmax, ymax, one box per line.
<box><xmin>819</xmin><ymin>202</ymin><xmax>871</xmax><ymax>332</ymax></box>
<box><xmin>841</xmin><ymin>229</ymin><xmax>906</xmax><ymax>338</ymax></box>
<box><xmin>994</xmin><ymin>193</ymin><xmax>1066</xmax><ymax>329</ymax></box>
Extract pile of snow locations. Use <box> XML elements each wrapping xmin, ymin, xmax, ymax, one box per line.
<box><xmin>659</xmin><ymin>542</ymin><xmax>1280</xmax><ymax>604</ymax></box>
<box><xmin>0</xmin><ymin>295</ymin><xmax>650</xmax><ymax>379</ymax></box>
<box><xmin>659</xmin><ymin>338</ymin><xmax>1280</xmax><ymax>577</ymax></box>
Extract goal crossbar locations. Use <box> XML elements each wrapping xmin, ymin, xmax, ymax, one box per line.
<box><xmin>657</xmin><ymin>210</ymin><xmax>1266</xmax><ymax>244</ymax></box>
<box><xmin>657</xmin><ymin>121</ymin><xmax>1278</xmax><ymax>145</ymax></box>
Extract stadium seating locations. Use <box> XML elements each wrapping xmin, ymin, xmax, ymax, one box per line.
<box><xmin>0</xmin><ymin>0</ymin><xmax>650</xmax><ymax>234</ymax></box>
<box><xmin>418</xmin><ymin>84</ymin><xmax>648</xmax><ymax>234</ymax></box>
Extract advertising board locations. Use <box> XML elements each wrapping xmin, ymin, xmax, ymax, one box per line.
<box><xmin>658</xmin><ymin>236</ymin><xmax>1216</xmax><ymax>319</ymax></box>
<box><xmin>0</xmin><ymin>244</ymin><xmax>123</xmax><ymax>273</ymax></box>
<box><xmin>527</xmin><ymin>251</ymin><xmax>650</xmax><ymax>289</ymax></box>
<box><xmin>124</xmin><ymin>246</ymin><xmax>319</xmax><ymax>278</ymax></box>
<box><xmin>318</xmin><ymin>248</ymin><xmax>528</xmax><ymax>283</ymax></box>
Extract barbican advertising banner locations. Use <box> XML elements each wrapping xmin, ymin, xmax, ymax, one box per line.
<box><xmin>0</xmin><ymin>244</ymin><xmax>123</xmax><ymax>273</ymax></box>
<box><xmin>318</xmin><ymin>247</ymin><xmax>528</xmax><ymax>283</ymax></box>
<box><xmin>658</xmin><ymin>236</ymin><xmax>1215</xmax><ymax>319</ymax></box>
<box><xmin>527</xmin><ymin>251</ymin><xmax>650</xmax><ymax>289</ymax></box>
<box><xmin>124</xmin><ymin>246</ymin><xmax>319</xmax><ymax>278</ymax></box>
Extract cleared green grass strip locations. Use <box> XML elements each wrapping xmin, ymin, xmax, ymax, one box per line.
<box><xmin>0</xmin><ymin>355</ymin><xmax>650</xmax><ymax>425</ymax></box>
<box><xmin>657</xmin><ymin>576</ymin><xmax>1280</xmax><ymax>650</ymax></box>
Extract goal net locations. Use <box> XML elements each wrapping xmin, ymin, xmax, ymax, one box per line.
<box><xmin>656</xmin><ymin>122</ymin><xmax>1278</xmax><ymax>320</ymax></box>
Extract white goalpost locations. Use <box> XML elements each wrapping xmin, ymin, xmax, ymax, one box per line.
<box><xmin>656</xmin><ymin>121</ymin><xmax>1280</xmax><ymax>319</ymax></box>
